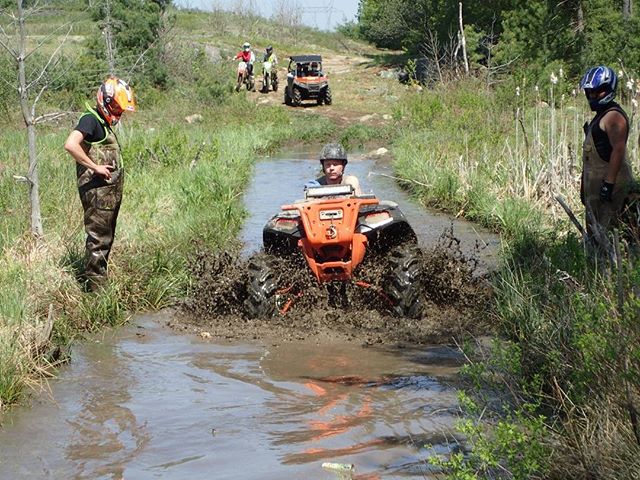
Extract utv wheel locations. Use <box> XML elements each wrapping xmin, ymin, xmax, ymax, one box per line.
<box><xmin>324</xmin><ymin>87</ymin><xmax>332</xmax><ymax>105</ymax></box>
<box><xmin>384</xmin><ymin>244</ymin><xmax>422</xmax><ymax>318</ymax></box>
<box><xmin>284</xmin><ymin>90</ymin><xmax>292</xmax><ymax>105</ymax></box>
<box><xmin>244</xmin><ymin>256</ymin><xmax>278</xmax><ymax>318</ymax></box>
<box><xmin>292</xmin><ymin>88</ymin><xmax>302</xmax><ymax>106</ymax></box>
<box><xmin>317</xmin><ymin>95</ymin><xmax>324</xmax><ymax>106</ymax></box>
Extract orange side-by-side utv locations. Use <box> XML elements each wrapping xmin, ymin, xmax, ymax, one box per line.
<box><xmin>245</xmin><ymin>184</ymin><xmax>422</xmax><ymax>318</ymax></box>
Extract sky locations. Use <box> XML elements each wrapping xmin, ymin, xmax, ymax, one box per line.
<box><xmin>173</xmin><ymin>0</ymin><xmax>359</xmax><ymax>31</ymax></box>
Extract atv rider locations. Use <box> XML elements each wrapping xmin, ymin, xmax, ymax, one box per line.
<box><xmin>306</xmin><ymin>143</ymin><xmax>362</xmax><ymax>196</ymax></box>
<box><xmin>579</xmin><ymin>65</ymin><xmax>635</xmax><ymax>239</ymax></box>
<box><xmin>235</xmin><ymin>42</ymin><xmax>255</xmax><ymax>77</ymax></box>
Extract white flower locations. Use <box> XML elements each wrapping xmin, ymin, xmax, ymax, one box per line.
<box><xmin>516</xmin><ymin>86</ymin><xmax>520</xmax><ymax>96</ymax></box>
<box><xmin>633</xmin><ymin>99</ymin><xmax>638</xmax><ymax>108</ymax></box>
<box><xmin>572</xmin><ymin>89</ymin><xmax>576</xmax><ymax>97</ymax></box>
<box><xmin>559</xmin><ymin>68</ymin><xmax>564</xmax><ymax>78</ymax></box>
<box><xmin>619</xmin><ymin>70</ymin><xmax>624</xmax><ymax>78</ymax></box>
<box><xmin>627</xmin><ymin>80</ymin><xmax>634</xmax><ymax>90</ymax></box>
<box><xmin>550</xmin><ymin>72</ymin><xmax>558</xmax><ymax>84</ymax></box>
<box><xmin>535</xmin><ymin>85</ymin><xmax>539</xmax><ymax>92</ymax></box>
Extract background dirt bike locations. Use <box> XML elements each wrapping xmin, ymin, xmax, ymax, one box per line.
<box><xmin>236</xmin><ymin>61</ymin><xmax>255</xmax><ymax>92</ymax></box>
<box><xmin>262</xmin><ymin>61</ymin><xmax>278</xmax><ymax>92</ymax></box>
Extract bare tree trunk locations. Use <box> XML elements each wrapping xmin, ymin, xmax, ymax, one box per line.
<box><xmin>458</xmin><ymin>2</ymin><xmax>469</xmax><ymax>75</ymax></box>
<box><xmin>576</xmin><ymin>1</ymin><xmax>584</xmax><ymax>32</ymax></box>
<box><xmin>104</xmin><ymin>0</ymin><xmax>116</xmax><ymax>73</ymax></box>
<box><xmin>623</xmin><ymin>0</ymin><xmax>632</xmax><ymax>19</ymax></box>
<box><xmin>16</xmin><ymin>0</ymin><xmax>43</xmax><ymax>237</ymax></box>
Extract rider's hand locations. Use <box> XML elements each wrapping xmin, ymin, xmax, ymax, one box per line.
<box><xmin>93</xmin><ymin>164</ymin><xmax>114</xmax><ymax>180</ymax></box>
<box><xmin>599</xmin><ymin>180</ymin><xmax>614</xmax><ymax>202</ymax></box>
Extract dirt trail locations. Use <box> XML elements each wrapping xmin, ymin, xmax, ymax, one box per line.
<box><xmin>250</xmin><ymin>50</ymin><xmax>406</xmax><ymax>129</ymax></box>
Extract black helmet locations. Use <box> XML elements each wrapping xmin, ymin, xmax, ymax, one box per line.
<box><xmin>266</xmin><ymin>45</ymin><xmax>273</xmax><ymax>53</ymax></box>
<box><xmin>319</xmin><ymin>143</ymin><xmax>347</xmax><ymax>165</ymax></box>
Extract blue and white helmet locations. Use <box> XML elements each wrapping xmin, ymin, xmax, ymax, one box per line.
<box><xmin>579</xmin><ymin>66</ymin><xmax>617</xmax><ymax>107</ymax></box>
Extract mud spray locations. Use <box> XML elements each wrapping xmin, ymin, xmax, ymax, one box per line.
<box><xmin>178</xmin><ymin>229</ymin><xmax>493</xmax><ymax>345</ymax></box>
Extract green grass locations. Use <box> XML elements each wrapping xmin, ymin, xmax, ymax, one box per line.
<box><xmin>392</xmin><ymin>75</ymin><xmax>640</xmax><ymax>478</ymax></box>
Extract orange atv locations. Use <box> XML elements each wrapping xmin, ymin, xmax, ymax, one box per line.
<box><xmin>245</xmin><ymin>184</ymin><xmax>422</xmax><ymax>318</ymax></box>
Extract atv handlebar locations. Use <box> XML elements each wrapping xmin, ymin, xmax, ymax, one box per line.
<box><xmin>281</xmin><ymin>196</ymin><xmax>379</xmax><ymax>211</ymax></box>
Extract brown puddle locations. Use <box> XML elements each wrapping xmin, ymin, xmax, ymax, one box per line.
<box><xmin>0</xmin><ymin>312</ymin><xmax>464</xmax><ymax>479</ymax></box>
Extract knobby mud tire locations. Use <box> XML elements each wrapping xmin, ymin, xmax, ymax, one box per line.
<box><xmin>272</xmin><ymin>76</ymin><xmax>278</xmax><ymax>92</ymax></box>
<box><xmin>292</xmin><ymin>88</ymin><xmax>302</xmax><ymax>106</ymax></box>
<box><xmin>284</xmin><ymin>90</ymin><xmax>292</xmax><ymax>105</ymax></box>
<box><xmin>324</xmin><ymin>87</ymin><xmax>332</xmax><ymax>105</ymax></box>
<box><xmin>384</xmin><ymin>244</ymin><xmax>422</xmax><ymax>319</ymax></box>
<box><xmin>235</xmin><ymin>76</ymin><xmax>242</xmax><ymax>92</ymax></box>
<box><xmin>244</xmin><ymin>256</ymin><xmax>278</xmax><ymax>318</ymax></box>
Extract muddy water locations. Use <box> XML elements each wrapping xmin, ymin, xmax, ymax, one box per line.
<box><xmin>0</xmin><ymin>149</ymin><xmax>499</xmax><ymax>479</ymax></box>
<box><xmin>0</xmin><ymin>313</ymin><xmax>462</xmax><ymax>479</ymax></box>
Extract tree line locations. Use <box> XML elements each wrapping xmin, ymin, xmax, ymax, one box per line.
<box><xmin>354</xmin><ymin>0</ymin><xmax>640</xmax><ymax>83</ymax></box>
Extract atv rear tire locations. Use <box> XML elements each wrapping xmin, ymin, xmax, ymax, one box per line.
<box><xmin>324</xmin><ymin>87</ymin><xmax>332</xmax><ymax>105</ymax></box>
<box><xmin>244</xmin><ymin>256</ymin><xmax>278</xmax><ymax>318</ymax></box>
<box><xmin>292</xmin><ymin>88</ymin><xmax>302</xmax><ymax>106</ymax></box>
<box><xmin>384</xmin><ymin>244</ymin><xmax>422</xmax><ymax>318</ymax></box>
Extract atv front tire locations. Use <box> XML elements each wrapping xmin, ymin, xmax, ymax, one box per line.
<box><xmin>324</xmin><ymin>87</ymin><xmax>332</xmax><ymax>105</ymax></box>
<box><xmin>244</xmin><ymin>256</ymin><xmax>278</xmax><ymax>318</ymax></box>
<box><xmin>284</xmin><ymin>90</ymin><xmax>292</xmax><ymax>105</ymax></box>
<box><xmin>292</xmin><ymin>88</ymin><xmax>302</xmax><ymax>106</ymax></box>
<box><xmin>385</xmin><ymin>244</ymin><xmax>422</xmax><ymax>318</ymax></box>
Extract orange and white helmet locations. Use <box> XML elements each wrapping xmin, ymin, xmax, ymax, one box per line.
<box><xmin>96</xmin><ymin>76</ymin><xmax>135</xmax><ymax>126</ymax></box>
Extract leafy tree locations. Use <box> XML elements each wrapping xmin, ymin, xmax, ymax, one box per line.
<box><xmin>85</xmin><ymin>0</ymin><xmax>173</xmax><ymax>88</ymax></box>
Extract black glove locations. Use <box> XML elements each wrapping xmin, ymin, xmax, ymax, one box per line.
<box><xmin>599</xmin><ymin>181</ymin><xmax>614</xmax><ymax>202</ymax></box>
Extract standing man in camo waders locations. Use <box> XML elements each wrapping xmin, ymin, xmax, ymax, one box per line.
<box><xmin>64</xmin><ymin>76</ymin><xmax>136</xmax><ymax>291</ymax></box>
<box><xmin>580</xmin><ymin>65</ymin><xmax>634</xmax><ymax>243</ymax></box>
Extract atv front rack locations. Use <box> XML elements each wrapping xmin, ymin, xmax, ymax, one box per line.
<box><xmin>281</xmin><ymin>196</ymin><xmax>379</xmax><ymax>282</ymax></box>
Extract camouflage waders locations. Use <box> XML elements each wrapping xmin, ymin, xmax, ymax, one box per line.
<box><xmin>582</xmin><ymin>115</ymin><xmax>633</xmax><ymax>238</ymax></box>
<box><xmin>76</xmin><ymin>112</ymin><xmax>123</xmax><ymax>290</ymax></box>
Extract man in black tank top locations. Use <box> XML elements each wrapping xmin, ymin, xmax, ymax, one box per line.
<box><xmin>579</xmin><ymin>66</ymin><xmax>634</xmax><ymax>238</ymax></box>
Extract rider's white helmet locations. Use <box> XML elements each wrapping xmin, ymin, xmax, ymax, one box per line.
<box><xmin>243</xmin><ymin>42</ymin><xmax>251</xmax><ymax>51</ymax></box>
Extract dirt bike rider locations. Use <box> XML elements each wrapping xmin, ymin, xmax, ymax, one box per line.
<box><xmin>305</xmin><ymin>143</ymin><xmax>362</xmax><ymax>196</ymax></box>
<box><xmin>64</xmin><ymin>76</ymin><xmax>135</xmax><ymax>291</ymax></box>
<box><xmin>263</xmin><ymin>45</ymin><xmax>277</xmax><ymax>65</ymax></box>
<box><xmin>579</xmin><ymin>65</ymin><xmax>635</xmax><ymax>239</ymax></box>
<box><xmin>235</xmin><ymin>42</ymin><xmax>255</xmax><ymax>78</ymax></box>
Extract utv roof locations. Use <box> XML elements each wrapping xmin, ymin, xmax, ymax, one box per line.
<box><xmin>289</xmin><ymin>55</ymin><xmax>322</xmax><ymax>63</ymax></box>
